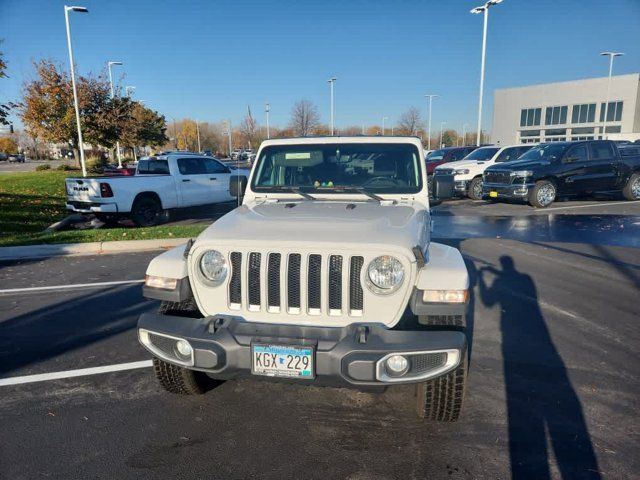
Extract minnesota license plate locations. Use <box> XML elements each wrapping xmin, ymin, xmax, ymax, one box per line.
<box><xmin>489</xmin><ymin>191</ymin><xmax>498</xmax><ymax>198</ymax></box>
<box><xmin>251</xmin><ymin>344</ymin><xmax>314</xmax><ymax>379</ymax></box>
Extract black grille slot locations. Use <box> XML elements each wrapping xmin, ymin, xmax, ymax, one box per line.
<box><xmin>248</xmin><ymin>252</ymin><xmax>261</xmax><ymax>307</ymax></box>
<box><xmin>350</xmin><ymin>256</ymin><xmax>364</xmax><ymax>311</ymax></box>
<box><xmin>229</xmin><ymin>252</ymin><xmax>242</xmax><ymax>305</ymax></box>
<box><xmin>267</xmin><ymin>253</ymin><xmax>281</xmax><ymax>309</ymax></box>
<box><xmin>485</xmin><ymin>171</ymin><xmax>512</xmax><ymax>184</ymax></box>
<box><xmin>287</xmin><ymin>254</ymin><xmax>301</xmax><ymax>310</ymax></box>
<box><xmin>328</xmin><ymin>255</ymin><xmax>343</xmax><ymax>311</ymax></box>
<box><xmin>308</xmin><ymin>254</ymin><xmax>322</xmax><ymax>311</ymax></box>
<box><xmin>410</xmin><ymin>352</ymin><xmax>447</xmax><ymax>375</ymax></box>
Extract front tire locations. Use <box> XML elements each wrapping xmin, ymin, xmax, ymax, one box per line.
<box><xmin>623</xmin><ymin>173</ymin><xmax>640</xmax><ymax>200</ymax></box>
<box><xmin>529</xmin><ymin>180</ymin><xmax>556</xmax><ymax>208</ymax></box>
<box><xmin>416</xmin><ymin>360</ymin><xmax>467</xmax><ymax>421</ymax></box>
<box><xmin>468</xmin><ymin>177</ymin><xmax>483</xmax><ymax>200</ymax></box>
<box><xmin>153</xmin><ymin>299</ymin><xmax>221</xmax><ymax>395</ymax></box>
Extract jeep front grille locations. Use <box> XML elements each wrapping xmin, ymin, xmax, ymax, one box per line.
<box><xmin>228</xmin><ymin>251</ymin><xmax>365</xmax><ymax>316</ymax></box>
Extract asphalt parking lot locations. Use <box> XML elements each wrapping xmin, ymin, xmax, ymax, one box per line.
<box><xmin>1</xmin><ymin>201</ymin><xmax>639</xmax><ymax>479</ymax></box>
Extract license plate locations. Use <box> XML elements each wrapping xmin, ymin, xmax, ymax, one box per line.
<box><xmin>251</xmin><ymin>344</ymin><xmax>314</xmax><ymax>379</ymax></box>
<box><xmin>489</xmin><ymin>191</ymin><xmax>498</xmax><ymax>198</ymax></box>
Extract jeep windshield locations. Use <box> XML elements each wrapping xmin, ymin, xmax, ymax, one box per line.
<box><xmin>517</xmin><ymin>143</ymin><xmax>569</xmax><ymax>162</ymax></box>
<box><xmin>251</xmin><ymin>142</ymin><xmax>422</xmax><ymax>194</ymax></box>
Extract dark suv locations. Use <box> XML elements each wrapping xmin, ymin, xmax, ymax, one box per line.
<box><xmin>482</xmin><ymin>140</ymin><xmax>640</xmax><ymax>207</ymax></box>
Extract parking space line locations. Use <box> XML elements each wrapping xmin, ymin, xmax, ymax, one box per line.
<box><xmin>537</xmin><ymin>200</ymin><xmax>640</xmax><ymax>212</ymax></box>
<box><xmin>0</xmin><ymin>279</ymin><xmax>144</xmax><ymax>295</ymax></box>
<box><xmin>0</xmin><ymin>360</ymin><xmax>153</xmax><ymax>387</ymax></box>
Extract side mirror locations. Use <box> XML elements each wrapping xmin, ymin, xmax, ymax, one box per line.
<box><xmin>431</xmin><ymin>174</ymin><xmax>454</xmax><ymax>200</ymax></box>
<box><xmin>229</xmin><ymin>175</ymin><xmax>247</xmax><ymax>198</ymax></box>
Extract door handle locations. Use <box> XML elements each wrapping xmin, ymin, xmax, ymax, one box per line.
<box><xmin>209</xmin><ymin>177</ymin><xmax>217</xmax><ymax>181</ymax></box>
<box><xmin>182</xmin><ymin>179</ymin><xmax>190</xmax><ymax>182</ymax></box>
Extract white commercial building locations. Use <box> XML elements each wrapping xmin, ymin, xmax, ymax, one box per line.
<box><xmin>491</xmin><ymin>73</ymin><xmax>640</xmax><ymax>145</ymax></box>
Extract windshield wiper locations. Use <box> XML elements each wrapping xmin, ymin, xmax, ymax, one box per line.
<box><xmin>324</xmin><ymin>186</ymin><xmax>385</xmax><ymax>203</ymax></box>
<box><xmin>270</xmin><ymin>186</ymin><xmax>317</xmax><ymax>200</ymax></box>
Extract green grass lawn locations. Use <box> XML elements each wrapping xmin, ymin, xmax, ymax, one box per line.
<box><xmin>0</xmin><ymin>171</ymin><xmax>206</xmax><ymax>247</ymax></box>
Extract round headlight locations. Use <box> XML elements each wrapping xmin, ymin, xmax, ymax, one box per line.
<box><xmin>367</xmin><ymin>255</ymin><xmax>405</xmax><ymax>294</ymax></box>
<box><xmin>200</xmin><ymin>250</ymin><xmax>227</xmax><ymax>284</ymax></box>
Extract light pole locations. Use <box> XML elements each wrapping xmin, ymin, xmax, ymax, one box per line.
<box><xmin>107</xmin><ymin>60</ymin><xmax>123</xmax><ymax>168</ymax></box>
<box><xmin>424</xmin><ymin>94</ymin><xmax>438</xmax><ymax>150</ymax></box>
<box><xmin>600</xmin><ymin>51</ymin><xmax>624</xmax><ymax>139</ymax></box>
<box><xmin>328</xmin><ymin>77</ymin><xmax>337</xmax><ymax>135</ymax></box>
<box><xmin>440</xmin><ymin>121</ymin><xmax>447</xmax><ymax>147</ymax></box>
<box><xmin>64</xmin><ymin>5</ymin><xmax>89</xmax><ymax>177</ymax></box>
<box><xmin>195</xmin><ymin>120</ymin><xmax>201</xmax><ymax>152</ymax></box>
<box><xmin>382</xmin><ymin>116</ymin><xmax>388</xmax><ymax>135</ymax></box>
<box><xmin>471</xmin><ymin>0</ymin><xmax>503</xmax><ymax>146</ymax></box>
<box><xmin>265</xmin><ymin>102</ymin><xmax>270</xmax><ymax>139</ymax></box>
<box><xmin>224</xmin><ymin>120</ymin><xmax>232</xmax><ymax>159</ymax></box>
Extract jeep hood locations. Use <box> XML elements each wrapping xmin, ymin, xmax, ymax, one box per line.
<box><xmin>196</xmin><ymin>200</ymin><xmax>429</xmax><ymax>251</ymax></box>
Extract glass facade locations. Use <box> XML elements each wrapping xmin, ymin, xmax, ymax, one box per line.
<box><xmin>599</xmin><ymin>101</ymin><xmax>624</xmax><ymax>122</ymax></box>
<box><xmin>520</xmin><ymin>108</ymin><xmax>541</xmax><ymax>127</ymax></box>
<box><xmin>545</xmin><ymin>106</ymin><xmax>568</xmax><ymax>125</ymax></box>
<box><xmin>571</xmin><ymin>103</ymin><xmax>596</xmax><ymax>124</ymax></box>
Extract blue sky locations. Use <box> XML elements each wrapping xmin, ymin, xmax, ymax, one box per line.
<box><xmin>1</xmin><ymin>0</ymin><xmax>639</xmax><ymax>133</ymax></box>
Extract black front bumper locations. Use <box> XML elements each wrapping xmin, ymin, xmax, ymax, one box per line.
<box><xmin>482</xmin><ymin>183</ymin><xmax>533</xmax><ymax>200</ymax></box>
<box><xmin>137</xmin><ymin>313</ymin><xmax>466</xmax><ymax>387</ymax></box>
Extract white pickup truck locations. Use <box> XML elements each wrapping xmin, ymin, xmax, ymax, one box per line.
<box><xmin>433</xmin><ymin>144</ymin><xmax>534</xmax><ymax>199</ymax></box>
<box><xmin>65</xmin><ymin>153</ymin><xmax>250</xmax><ymax>226</ymax></box>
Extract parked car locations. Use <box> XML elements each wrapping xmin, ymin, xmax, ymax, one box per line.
<box><xmin>433</xmin><ymin>144</ymin><xmax>534</xmax><ymax>200</ymax></box>
<box><xmin>8</xmin><ymin>153</ymin><xmax>25</xmax><ymax>163</ymax></box>
<box><xmin>137</xmin><ymin>135</ymin><xmax>470</xmax><ymax>421</ymax></box>
<box><xmin>231</xmin><ymin>149</ymin><xmax>243</xmax><ymax>160</ymax></box>
<box><xmin>426</xmin><ymin>146</ymin><xmax>479</xmax><ymax>175</ymax></box>
<box><xmin>0</xmin><ymin>152</ymin><xmax>8</xmax><ymax>161</ymax></box>
<box><xmin>482</xmin><ymin>140</ymin><xmax>640</xmax><ymax>207</ymax></box>
<box><xmin>240</xmin><ymin>148</ymin><xmax>254</xmax><ymax>160</ymax></box>
<box><xmin>65</xmin><ymin>154</ymin><xmax>250</xmax><ymax>226</ymax></box>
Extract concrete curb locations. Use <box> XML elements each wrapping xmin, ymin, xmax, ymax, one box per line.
<box><xmin>0</xmin><ymin>238</ymin><xmax>190</xmax><ymax>261</ymax></box>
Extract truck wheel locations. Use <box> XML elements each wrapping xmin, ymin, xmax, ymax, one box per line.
<box><xmin>468</xmin><ymin>177</ymin><xmax>483</xmax><ymax>200</ymax></box>
<box><xmin>153</xmin><ymin>299</ymin><xmax>220</xmax><ymax>395</ymax></box>
<box><xmin>622</xmin><ymin>173</ymin><xmax>640</xmax><ymax>200</ymax></box>
<box><xmin>529</xmin><ymin>180</ymin><xmax>556</xmax><ymax>208</ymax></box>
<box><xmin>152</xmin><ymin>358</ymin><xmax>217</xmax><ymax>395</ymax></box>
<box><xmin>131</xmin><ymin>196</ymin><xmax>162</xmax><ymax>227</ymax></box>
<box><xmin>416</xmin><ymin>360</ymin><xmax>467</xmax><ymax>421</ymax></box>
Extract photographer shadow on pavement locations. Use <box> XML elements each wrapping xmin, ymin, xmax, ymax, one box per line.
<box><xmin>478</xmin><ymin>256</ymin><xmax>601</xmax><ymax>480</ymax></box>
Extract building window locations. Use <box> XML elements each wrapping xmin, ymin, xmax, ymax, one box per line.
<box><xmin>520</xmin><ymin>129</ymin><xmax>541</xmax><ymax>137</ymax></box>
<box><xmin>520</xmin><ymin>108</ymin><xmax>541</xmax><ymax>127</ymax></box>
<box><xmin>603</xmin><ymin>125</ymin><xmax>622</xmax><ymax>133</ymax></box>
<box><xmin>544</xmin><ymin>128</ymin><xmax>567</xmax><ymax>142</ymax></box>
<box><xmin>545</xmin><ymin>106</ymin><xmax>568</xmax><ymax>125</ymax></box>
<box><xmin>571</xmin><ymin>104</ymin><xmax>596</xmax><ymax>124</ymax></box>
<box><xmin>599</xmin><ymin>101</ymin><xmax>623</xmax><ymax>122</ymax></box>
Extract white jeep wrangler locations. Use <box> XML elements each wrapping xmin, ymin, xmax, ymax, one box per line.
<box><xmin>138</xmin><ymin>136</ymin><xmax>470</xmax><ymax>420</ymax></box>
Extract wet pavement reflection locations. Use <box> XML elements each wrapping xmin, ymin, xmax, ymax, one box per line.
<box><xmin>432</xmin><ymin>214</ymin><xmax>640</xmax><ymax>248</ymax></box>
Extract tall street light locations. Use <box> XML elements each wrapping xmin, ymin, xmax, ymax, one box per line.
<box><xmin>265</xmin><ymin>102</ymin><xmax>270</xmax><ymax>139</ymax></box>
<box><xmin>424</xmin><ymin>94</ymin><xmax>438</xmax><ymax>150</ymax></box>
<box><xmin>382</xmin><ymin>116</ymin><xmax>388</xmax><ymax>135</ymax></box>
<box><xmin>600</xmin><ymin>51</ymin><xmax>624</xmax><ymax>139</ymax></box>
<box><xmin>471</xmin><ymin>0</ymin><xmax>503</xmax><ymax>146</ymax></box>
<box><xmin>440</xmin><ymin>121</ymin><xmax>447</xmax><ymax>147</ymax></box>
<box><xmin>64</xmin><ymin>5</ymin><xmax>89</xmax><ymax>177</ymax></box>
<box><xmin>107</xmin><ymin>60</ymin><xmax>123</xmax><ymax>168</ymax></box>
<box><xmin>328</xmin><ymin>77</ymin><xmax>337</xmax><ymax>136</ymax></box>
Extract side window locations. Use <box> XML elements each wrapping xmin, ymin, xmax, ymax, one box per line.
<box><xmin>495</xmin><ymin>147</ymin><xmax>518</xmax><ymax>163</ymax></box>
<box><xmin>137</xmin><ymin>160</ymin><xmax>149</xmax><ymax>173</ymax></box>
<box><xmin>589</xmin><ymin>142</ymin><xmax>615</xmax><ymax>160</ymax></box>
<box><xmin>139</xmin><ymin>159</ymin><xmax>169</xmax><ymax>174</ymax></box>
<box><xmin>203</xmin><ymin>158</ymin><xmax>229</xmax><ymax>174</ymax></box>
<box><xmin>177</xmin><ymin>157</ymin><xmax>205</xmax><ymax>175</ymax></box>
<box><xmin>567</xmin><ymin>145</ymin><xmax>588</xmax><ymax>162</ymax></box>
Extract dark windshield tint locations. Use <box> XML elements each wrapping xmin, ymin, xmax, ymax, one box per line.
<box><xmin>518</xmin><ymin>144</ymin><xmax>569</xmax><ymax>162</ymax></box>
<box><xmin>464</xmin><ymin>147</ymin><xmax>500</xmax><ymax>161</ymax></box>
<box><xmin>252</xmin><ymin>143</ymin><xmax>422</xmax><ymax>194</ymax></box>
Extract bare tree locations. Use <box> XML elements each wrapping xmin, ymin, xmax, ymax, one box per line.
<box><xmin>397</xmin><ymin>107</ymin><xmax>422</xmax><ymax>136</ymax></box>
<box><xmin>289</xmin><ymin>99</ymin><xmax>320</xmax><ymax>137</ymax></box>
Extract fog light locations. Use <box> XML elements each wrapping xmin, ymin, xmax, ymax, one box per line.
<box><xmin>176</xmin><ymin>339</ymin><xmax>193</xmax><ymax>357</ymax></box>
<box><xmin>385</xmin><ymin>355</ymin><xmax>409</xmax><ymax>377</ymax></box>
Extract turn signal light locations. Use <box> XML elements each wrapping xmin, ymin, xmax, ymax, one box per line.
<box><xmin>422</xmin><ymin>289</ymin><xmax>468</xmax><ymax>303</ymax></box>
<box><xmin>145</xmin><ymin>275</ymin><xmax>178</xmax><ymax>290</ymax></box>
